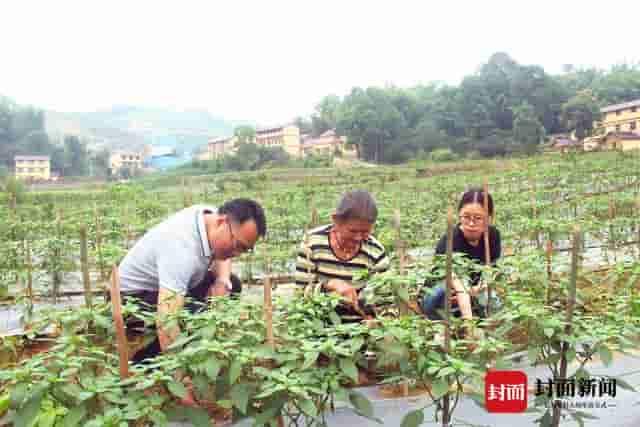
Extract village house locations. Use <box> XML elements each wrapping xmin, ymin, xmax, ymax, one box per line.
<box><xmin>203</xmin><ymin>125</ymin><xmax>353</xmax><ymax>160</ymax></box>
<box><xmin>109</xmin><ymin>150</ymin><xmax>143</xmax><ymax>174</ymax></box>
<box><xmin>14</xmin><ymin>155</ymin><xmax>51</xmax><ymax>181</ymax></box>
<box><xmin>206</xmin><ymin>136</ymin><xmax>238</xmax><ymax>160</ymax></box>
<box><xmin>596</xmin><ymin>99</ymin><xmax>640</xmax><ymax>134</ymax></box>
<box><xmin>254</xmin><ymin>124</ymin><xmax>301</xmax><ymax>157</ymax></box>
<box><xmin>300</xmin><ymin>129</ymin><xmax>354</xmax><ymax>157</ymax></box>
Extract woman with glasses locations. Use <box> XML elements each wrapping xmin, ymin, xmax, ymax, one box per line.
<box><xmin>295</xmin><ymin>189</ymin><xmax>390</xmax><ymax>320</ymax></box>
<box><xmin>420</xmin><ymin>188</ymin><xmax>501</xmax><ymax>321</ymax></box>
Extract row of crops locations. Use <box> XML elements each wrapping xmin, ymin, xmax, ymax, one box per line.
<box><xmin>1</xmin><ymin>151</ymin><xmax>640</xmax><ymax>426</ymax></box>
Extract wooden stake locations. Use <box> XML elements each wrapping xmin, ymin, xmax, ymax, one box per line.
<box><xmin>636</xmin><ymin>198</ymin><xmax>640</xmax><ymax>257</ymax></box>
<box><xmin>545</xmin><ymin>238</ymin><xmax>553</xmax><ymax>305</ymax></box>
<box><xmin>443</xmin><ymin>206</ymin><xmax>454</xmax><ymax>427</ymax></box>
<box><xmin>483</xmin><ymin>180</ymin><xmax>493</xmax><ymax>317</ymax></box>
<box><xmin>551</xmin><ymin>227</ymin><xmax>579</xmax><ymax>427</ymax></box>
<box><xmin>310</xmin><ymin>195</ymin><xmax>318</xmax><ymax>228</ymax></box>
<box><xmin>394</xmin><ymin>208</ymin><xmax>408</xmax><ymax>316</ymax></box>
<box><xmin>25</xmin><ymin>239</ymin><xmax>33</xmax><ymax>321</ymax></box>
<box><xmin>304</xmin><ymin>227</ymin><xmax>313</xmax><ymax>291</ymax></box>
<box><xmin>52</xmin><ymin>210</ymin><xmax>62</xmax><ymax>304</ymax></box>
<box><xmin>264</xmin><ymin>256</ymin><xmax>275</xmax><ymax>350</ymax></box>
<box><xmin>94</xmin><ymin>205</ymin><xmax>105</xmax><ymax>281</ymax></box>
<box><xmin>80</xmin><ymin>225</ymin><xmax>92</xmax><ymax>309</ymax></box>
<box><xmin>110</xmin><ymin>265</ymin><xmax>130</xmax><ymax>379</ymax></box>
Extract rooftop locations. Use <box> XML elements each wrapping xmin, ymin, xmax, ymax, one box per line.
<box><xmin>601</xmin><ymin>99</ymin><xmax>640</xmax><ymax>113</ymax></box>
<box><xmin>14</xmin><ymin>155</ymin><xmax>50</xmax><ymax>161</ymax></box>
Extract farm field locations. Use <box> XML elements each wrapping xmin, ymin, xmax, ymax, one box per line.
<box><xmin>2</xmin><ymin>152</ymin><xmax>640</xmax><ymax>427</ymax></box>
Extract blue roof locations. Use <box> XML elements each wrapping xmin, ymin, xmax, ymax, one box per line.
<box><xmin>146</xmin><ymin>155</ymin><xmax>190</xmax><ymax>171</ymax></box>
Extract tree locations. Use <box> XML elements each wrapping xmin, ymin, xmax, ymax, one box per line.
<box><xmin>513</xmin><ymin>102</ymin><xmax>546</xmax><ymax>155</ymax></box>
<box><xmin>561</xmin><ymin>90</ymin><xmax>600</xmax><ymax>140</ymax></box>
<box><xmin>234</xmin><ymin>125</ymin><xmax>256</xmax><ymax>144</ymax></box>
<box><xmin>22</xmin><ymin>131</ymin><xmax>50</xmax><ymax>154</ymax></box>
<box><xmin>293</xmin><ymin>116</ymin><xmax>312</xmax><ymax>134</ymax></box>
<box><xmin>90</xmin><ymin>149</ymin><xmax>111</xmax><ymax>177</ymax></box>
<box><xmin>311</xmin><ymin>95</ymin><xmax>341</xmax><ymax>136</ymax></box>
<box><xmin>63</xmin><ymin>135</ymin><xmax>88</xmax><ymax>176</ymax></box>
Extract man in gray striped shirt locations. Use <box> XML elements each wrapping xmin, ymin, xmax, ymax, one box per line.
<box><xmin>118</xmin><ymin>198</ymin><xmax>266</xmax><ymax>365</ymax></box>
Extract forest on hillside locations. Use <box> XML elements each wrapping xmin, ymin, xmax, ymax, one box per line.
<box><xmin>296</xmin><ymin>52</ymin><xmax>640</xmax><ymax>163</ymax></box>
<box><xmin>3</xmin><ymin>52</ymin><xmax>640</xmax><ymax>174</ymax></box>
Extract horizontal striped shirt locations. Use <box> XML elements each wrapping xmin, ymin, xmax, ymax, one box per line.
<box><xmin>295</xmin><ymin>224</ymin><xmax>390</xmax><ymax>290</ymax></box>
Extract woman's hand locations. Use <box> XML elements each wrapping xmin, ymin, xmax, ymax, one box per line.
<box><xmin>179</xmin><ymin>376</ymin><xmax>199</xmax><ymax>407</ymax></box>
<box><xmin>324</xmin><ymin>279</ymin><xmax>358</xmax><ymax>307</ymax></box>
<box><xmin>469</xmin><ymin>281</ymin><xmax>487</xmax><ymax>298</ymax></box>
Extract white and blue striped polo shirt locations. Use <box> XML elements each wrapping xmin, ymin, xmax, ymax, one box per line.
<box><xmin>118</xmin><ymin>204</ymin><xmax>217</xmax><ymax>295</ymax></box>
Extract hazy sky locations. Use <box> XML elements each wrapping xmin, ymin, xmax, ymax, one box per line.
<box><xmin>2</xmin><ymin>1</ymin><xmax>639</xmax><ymax>125</ymax></box>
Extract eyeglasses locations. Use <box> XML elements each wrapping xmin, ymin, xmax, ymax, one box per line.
<box><xmin>459</xmin><ymin>214</ymin><xmax>486</xmax><ymax>225</ymax></box>
<box><xmin>227</xmin><ymin>221</ymin><xmax>254</xmax><ymax>255</ymax></box>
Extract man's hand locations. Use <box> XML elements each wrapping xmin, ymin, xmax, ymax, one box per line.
<box><xmin>324</xmin><ymin>279</ymin><xmax>358</xmax><ymax>307</ymax></box>
<box><xmin>209</xmin><ymin>279</ymin><xmax>231</xmax><ymax>297</ymax></box>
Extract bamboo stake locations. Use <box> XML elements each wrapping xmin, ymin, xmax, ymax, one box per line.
<box><xmin>25</xmin><ymin>239</ymin><xmax>33</xmax><ymax>322</ymax></box>
<box><xmin>545</xmin><ymin>238</ymin><xmax>553</xmax><ymax>305</ymax></box>
<box><xmin>304</xmin><ymin>227</ymin><xmax>313</xmax><ymax>292</ymax></box>
<box><xmin>94</xmin><ymin>205</ymin><xmax>105</xmax><ymax>281</ymax></box>
<box><xmin>52</xmin><ymin>210</ymin><xmax>62</xmax><ymax>304</ymax></box>
<box><xmin>9</xmin><ymin>192</ymin><xmax>16</xmax><ymax>212</ymax></box>
<box><xmin>531</xmin><ymin>178</ymin><xmax>541</xmax><ymax>251</ymax></box>
<box><xmin>394</xmin><ymin>208</ymin><xmax>408</xmax><ymax>316</ymax></box>
<box><xmin>636</xmin><ymin>198</ymin><xmax>640</xmax><ymax>258</ymax></box>
<box><xmin>80</xmin><ymin>225</ymin><xmax>93</xmax><ymax>309</ymax></box>
<box><xmin>110</xmin><ymin>265</ymin><xmax>130</xmax><ymax>379</ymax></box>
<box><xmin>394</xmin><ymin>208</ymin><xmax>408</xmax><ymax>396</ymax></box>
<box><xmin>264</xmin><ymin>256</ymin><xmax>275</xmax><ymax>350</ymax></box>
<box><xmin>443</xmin><ymin>207</ymin><xmax>454</xmax><ymax>427</ymax></box>
<box><xmin>551</xmin><ymin>226</ymin><xmax>579</xmax><ymax>427</ymax></box>
<box><xmin>310</xmin><ymin>195</ymin><xmax>319</xmax><ymax>228</ymax></box>
<box><xmin>609</xmin><ymin>196</ymin><xmax>617</xmax><ymax>263</ymax></box>
<box><xmin>483</xmin><ymin>180</ymin><xmax>493</xmax><ymax>317</ymax></box>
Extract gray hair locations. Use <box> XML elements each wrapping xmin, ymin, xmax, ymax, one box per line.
<box><xmin>334</xmin><ymin>190</ymin><xmax>378</xmax><ymax>224</ymax></box>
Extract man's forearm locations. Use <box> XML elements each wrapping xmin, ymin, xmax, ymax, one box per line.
<box><xmin>157</xmin><ymin>288</ymin><xmax>185</xmax><ymax>352</ymax></box>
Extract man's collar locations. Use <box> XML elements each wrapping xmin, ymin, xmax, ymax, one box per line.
<box><xmin>196</xmin><ymin>205</ymin><xmax>216</xmax><ymax>258</ymax></box>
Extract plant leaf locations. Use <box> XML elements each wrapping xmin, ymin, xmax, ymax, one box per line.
<box><xmin>205</xmin><ymin>357</ymin><xmax>221</xmax><ymax>381</ymax></box>
<box><xmin>298</xmin><ymin>398</ymin><xmax>317</xmax><ymax>416</ymax></box>
<box><xmin>348</xmin><ymin>390</ymin><xmax>374</xmax><ymax>419</ymax></box>
<box><xmin>400</xmin><ymin>409</ymin><xmax>424</xmax><ymax>427</ymax></box>
<box><xmin>183</xmin><ymin>407</ymin><xmax>211</xmax><ymax>427</ymax></box>
<box><xmin>11</xmin><ymin>391</ymin><xmax>44</xmax><ymax>427</ymax></box>
<box><xmin>229</xmin><ymin>360</ymin><xmax>242</xmax><ymax>384</ymax></box>
<box><xmin>339</xmin><ymin>358</ymin><xmax>359</xmax><ymax>383</ymax></box>
<box><xmin>431</xmin><ymin>379</ymin><xmax>449</xmax><ymax>400</ymax></box>
<box><xmin>61</xmin><ymin>405</ymin><xmax>87</xmax><ymax>427</ymax></box>
<box><xmin>598</xmin><ymin>346</ymin><xmax>613</xmax><ymax>367</ymax></box>
<box><xmin>230</xmin><ymin>384</ymin><xmax>250</xmax><ymax>414</ymax></box>
<box><xmin>167</xmin><ymin>381</ymin><xmax>188</xmax><ymax>399</ymax></box>
<box><xmin>302</xmin><ymin>352</ymin><xmax>319</xmax><ymax>370</ymax></box>
<box><xmin>0</xmin><ymin>393</ymin><xmax>9</xmax><ymax>417</ymax></box>
<box><xmin>149</xmin><ymin>411</ymin><xmax>168</xmax><ymax>427</ymax></box>
<box><xmin>10</xmin><ymin>383</ymin><xmax>28</xmax><ymax>409</ymax></box>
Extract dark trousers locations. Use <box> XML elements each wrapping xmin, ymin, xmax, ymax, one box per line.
<box><xmin>121</xmin><ymin>272</ymin><xmax>241</xmax><ymax>364</ymax></box>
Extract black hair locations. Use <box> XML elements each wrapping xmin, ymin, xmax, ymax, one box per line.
<box><xmin>219</xmin><ymin>198</ymin><xmax>267</xmax><ymax>237</ymax></box>
<box><xmin>457</xmin><ymin>187</ymin><xmax>494</xmax><ymax>217</ymax></box>
<box><xmin>335</xmin><ymin>189</ymin><xmax>378</xmax><ymax>223</ymax></box>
